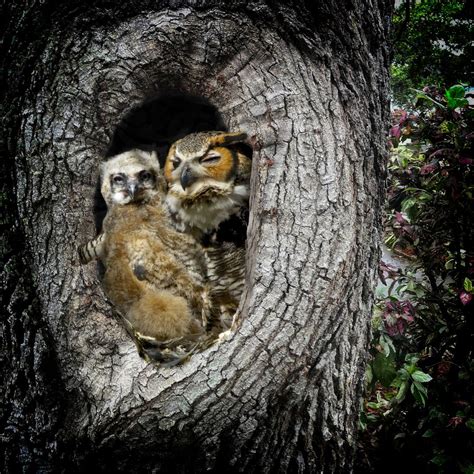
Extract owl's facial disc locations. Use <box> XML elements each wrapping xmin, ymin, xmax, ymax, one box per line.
<box><xmin>178</xmin><ymin>151</ymin><xmax>222</xmax><ymax>191</ymax></box>
<box><xmin>109</xmin><ymin>173</ymin><xmax>128</xmax><ymax>204</ymax></box>
<box><xmin>110</xmin><ymin>168</ymin><xmax>156</xmax><ymax>204</ymax></box>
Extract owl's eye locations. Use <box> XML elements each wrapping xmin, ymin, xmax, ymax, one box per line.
<box><xmin>113</xmin><ymin>175</ymin><xmax>124</xmax><ymax>184</ymax></box>
<box><xmin>171</xmin><ymin>157</ymin><xmax>181</xmax><ymax>170</ymax></box>
<box><xmin>200</xmin><ymin>153</ymin><xmax>221</xmax><ymax>164</ymax></box>
<box><xmin>139</xmin><ymin>170</ymin><xmax>152</xmax><ymax>181</ymax></box>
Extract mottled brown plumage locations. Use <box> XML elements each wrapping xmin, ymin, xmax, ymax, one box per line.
<box><xmin>205</xmin><ymin>243</ymin><xmax>246</xmax><ymax>327</ymax></box>
<box><xmin>101</xmin><ymin>192</ymin><xmax>208</xmax><ymax>341</ymax></box>
<box><xmin>80</xmin><ymin>150</ymin><xmax>217</xmax><ymax>363</ymax></box>
<box><xmin>79</xmin><ymin>131</ymin><xmax>252</xmax><ymax>344</ymax></box>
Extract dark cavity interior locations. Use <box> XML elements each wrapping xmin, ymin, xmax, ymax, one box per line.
<box><xmin>106</xmin><ymin>93</ymin><xmax>227</xmax><ymax>165</ymax></box>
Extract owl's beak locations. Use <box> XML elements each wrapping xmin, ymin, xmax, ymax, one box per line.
<box><xmin>127</xmin><ymin>182</ymin><xmax>138</xmax><ymax>198</ymax></box>
<box><xmin>180</xmin><ymin>165</ymin><xmax>198</xmax><ymax>190</ymax></box>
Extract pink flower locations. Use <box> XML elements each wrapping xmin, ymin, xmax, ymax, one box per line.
<box><xmin>420</xmin><ymin>162</ymin><xmax>437</xmax><ymax>175</ymax></box>
<box><xmin>390</xmin><ymin>125</ymin><xmax>401</xmax><ymax>139</ymax></box>
<box><xmin>459</xmin><ymin>291</ymin><xmax>473</xmax><ymax>305</ymax></box>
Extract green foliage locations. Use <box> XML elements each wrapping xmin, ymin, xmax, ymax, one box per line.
<box><xmin>391</xmin><ymin>0</ymin><xmax>473</xmax><ymax>105</ymax></box>
<box><xmin>360</xmin><ymin>85</ymin><xmax>474</xmax><ymax>472</ymax></box>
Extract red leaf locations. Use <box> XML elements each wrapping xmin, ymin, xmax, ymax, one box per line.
<box><xmin>448</xmin><ymin>416</ymin><xmax>464</xmax><ymax>428</ymax></box>
<box><xmin>395</xmin><ymin>211</ymin><xmax>407</xmax><ymax>224</ymax></box>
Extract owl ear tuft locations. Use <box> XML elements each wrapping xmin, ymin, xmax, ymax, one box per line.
<box><xmin>148</xmin><ymin>150</ymin><xmax>159</xmax><ymax>164</ymax></box>
<box><xmin>136</xmin><ymin>149</ymin><xmax>159</xmax><ymax>163</ymax></box>
<box><xmin>210</xmin><ymin>131</ymin><xmax>248</xmax><ymax>147</ymax></box>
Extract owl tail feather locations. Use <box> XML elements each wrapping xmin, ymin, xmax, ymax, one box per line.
<box><xmin>115</xmin><ymin>314</ymin><xmax>217</xmax><ymax>367</ymax></box>
<box><xmin>133</xmin><ymin>331</ymin><xmax>220</xmax><ymax>367</ymax></box>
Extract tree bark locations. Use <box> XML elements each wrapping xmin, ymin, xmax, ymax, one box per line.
<box><xmin>1</xmin><ymin>1</ymin><xmax>391</xmax><ymax>472</ymax></box>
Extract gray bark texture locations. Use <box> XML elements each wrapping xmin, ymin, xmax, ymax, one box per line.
<box><xmin>1</xmin><ymin>0</ymin><xmax>392</xmax><ymax>472</ymax></box>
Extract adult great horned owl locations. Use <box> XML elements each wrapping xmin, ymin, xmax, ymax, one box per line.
<box><xmin>88</xmin><ymin>149</ymin><xmax>215</xmax><ymax>363</ymax></box>
<box><xmin>164</xmin><ymin>131</ymin><xmax>251</xmax><ymax>239</ymax></box>
<box><xmin>164</xmin><ymin>131</ymin><xmax>252</xmax><ymax>326</ymax></box>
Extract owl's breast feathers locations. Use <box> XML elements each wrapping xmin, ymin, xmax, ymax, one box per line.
<box><xmin>103</xmin><ymin>195</ymin><xmax>207</xmax><ymax>279</ymax></box>
<box><xmin>166</xmin><ymin>181</ymin><xmax>249</xmax><ymax>234</ymax></box>
<box><xmin>103</xmin><ymin>196</ymin><xmax>174</xmax><ymax>262</ymax></box>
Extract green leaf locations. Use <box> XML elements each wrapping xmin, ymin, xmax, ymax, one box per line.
<box><xmin>380</xmin><ymin>334</ymin><xmax>395</xmax><ymax>357</ymax></box>
<box><xmin>464</xmin><ymin>277</ymin><xmax>473</xmax><ymax>293</ymax></box>
<box><xmin>431</xmin><ymin>453</ymin><xmax>447</xmax><ymax>466</ymax></box>
<box><xmin>466</xmin><ymin>419</ymin><xmax>474</xmax><ymax>432</ymax></box>
<box><xmin>401</xmin><ymin>197</ymin><xmax>417</xmax><ymax>213</ymax></box>
<box><xmin>372</xmin><ymin>352</ymin><xmax>397</xmax><ymax>387</ymax></box>
<box><xmin>418</xmin><ymin>192</ymin><xmax>432</xmax><ymax>202</ymax></box>
<box><xmin>405</xmin><ymin>354</ymin><xmax>419</xmax><ymax>365</ymax></box>
<box><xmin>406</xmin><ymin>363</ymin><xmax>417</xmax><ymax>375</ymax></box>
<box><xmin>366</xmin><ymin>413</ymin><xmax>378</xmax><ymax>423</ymax></box>
<box><xmin>446</xmin><ymin>84</ymin><xmax>465</xmax><ymax>100</ymax></box>
<box><xmin>445</xmin><ymin>86</ymin><xmax>468</xmax><ymax>109</ymax></box>
<box><xmin>422</xmin><ymin>429</ymin><xmax>434</xmax><ymax>438</ymax></box>
<box><xmin>412</xmin><ymin>89</ymin><xmax>446</xmax><ymax>109</ymax></box>
<box><xmin>412</xmin><ymin>370</ymin><xmax>433</xmax><ymax>383</ymax></box>
<box><xmin>413</xmin><ymin>380</ymin><xmax>428</xmax><ymax>396</ymax></box>
<box><xmin>367</xmin><ymin>402</ymin><xmax>380</xmax><ymax>410</ymax></box>
<box><xmin>411</xmin><ymin>382</ymin><xmax>427</xmax><ymax>406</ymax></box>
<box><xmin>395</xmin><ymin>380</ymin><xmax>408</xmax><ymax>402</ymax></box>
<box><xmin>396</xmin><ymin>367</ymin><xmax>410</xmax><ymax>382</ymax></box>
<box><xmin>447</xmin><ymin>97</ymin><xmax>469</xmax><ymax>109</ymax></box>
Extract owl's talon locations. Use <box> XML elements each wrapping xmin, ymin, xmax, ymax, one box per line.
<box><xmin>218</xmin><ymin>329</ymin><xmax>233</xmax><ymax>342</ymax></box>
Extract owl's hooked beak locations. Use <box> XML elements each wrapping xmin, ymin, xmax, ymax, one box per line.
<box><xmin>127</xmin><ymin>182</ymin><xmax>138</xmax><ymax>199</ymax></box>
<box><xmin>180</xmin><ymin>165</ymin><xmax>198</xmax><ymax>191</ymax></box>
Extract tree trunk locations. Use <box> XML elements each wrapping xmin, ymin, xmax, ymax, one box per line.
<box><xmin>1</xmin><ymin>1</ymin><xmax>391</xmax><ymax>472</ymax></box>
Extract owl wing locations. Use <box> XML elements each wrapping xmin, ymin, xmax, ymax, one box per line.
<box><xmin>201</xmin><ymin>206</ymin><xmax>249</xmax><ymax>248</ymax></box>
<box><xmin>77</xmin><ymin>233</ymin><xmax>106</xmax><ymax>264</ymax></box>
<box><xmin>205</xmin><ymin>241</ymin><xmax>246</xmax><ymax>329</ymax></box>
